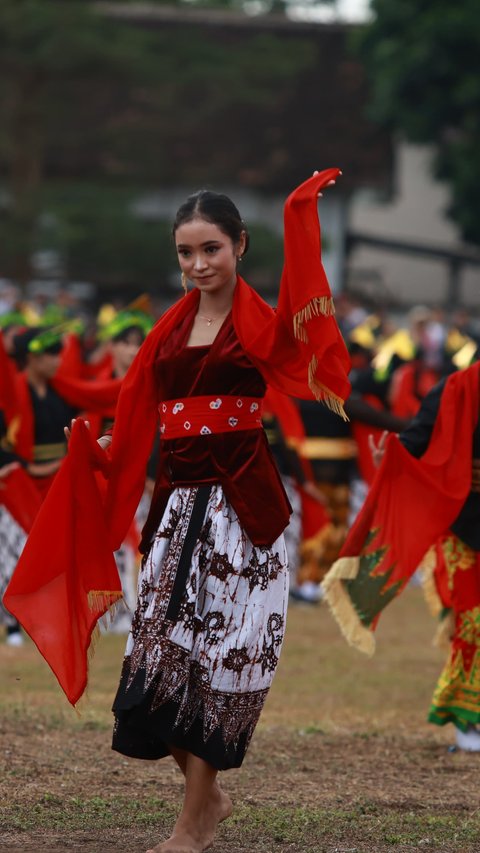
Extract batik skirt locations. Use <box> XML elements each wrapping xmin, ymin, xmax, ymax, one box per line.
<box><xmin>112</xmin><ymin>484</ymin><xmax>289</xmax><ymax>770</ymax></box>
<box><xmin>0</xmin><ymin>506</ymin><xmax>26</xmax><ymax>628</ymax></box>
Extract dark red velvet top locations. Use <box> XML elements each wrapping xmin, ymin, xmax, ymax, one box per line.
<box><xmin>141</xmin><ymin>309</ymin><xmax>292</xmax><ymax>550</ymax></box>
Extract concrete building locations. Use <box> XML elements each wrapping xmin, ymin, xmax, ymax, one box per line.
<box><xmin>347</xmin><ymin>143</ymin><xmax>480</xmax><ymax>312</ymax></box>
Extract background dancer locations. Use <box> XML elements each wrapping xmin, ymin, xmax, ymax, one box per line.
<box><xmin>396</xmin><ymin>360</ymin><xmax>480</xmax><ymax>751</ymax></box>
<box><xmin>324</xmin><ymin>355</ymin><xmax>480</xmax><ymax>753</ymax></box>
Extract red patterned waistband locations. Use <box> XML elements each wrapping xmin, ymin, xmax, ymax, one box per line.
<box><xmin>159</xmin><ymin>395</ymin><xmax>263</xmax><ymax>439</ymax></box>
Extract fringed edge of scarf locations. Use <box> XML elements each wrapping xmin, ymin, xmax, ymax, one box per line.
<box><xmin>87</xmin><ymin>589</ymin><xmax>124</xmax><ymax>613</ymax></box>
<box><xmin>419</xmin><ymin>547</ymin><xmax>443</xmax><ymax>617</ymax></box>
<box><xmin>74</xmin><ymin>591</ymin><xmax>124</xmax><ymax>711</ymax></box>
<box><xmin>308</xmin><ymin>354</ymin><xmax>349</xmax><ymax>421</ymax></box>
<box><xmin>322</xmin><ymin>556</ymin><xmax>376</xmax><ymax>656</ymax></box>
<box><xmin>293</xmin><ymin>296</ymin><xmax>335</xmax><ymax>344</ymax></box>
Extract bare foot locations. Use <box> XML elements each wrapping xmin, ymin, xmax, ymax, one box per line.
<box><xmin>212</xmin><ymin>782</ymin><xmax>233</xmax><ymax>823</ymax></box>
<box><xmin>146</xmin><ymin>786</ymin><xmax>232</xmax><ymax>853</ymax></box>
<box><xmin>146</xmin><ymin>837</ymin><xmax>197</xmax><ymax>853</ymax></box>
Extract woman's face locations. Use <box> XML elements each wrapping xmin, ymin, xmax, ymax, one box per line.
<box><xmin>175</xmin><ymin>218</ymin><xmax>245</xmax><ymax>295</ymax></box>
<box><xmin>111</xmin><ymin>329</ymin><xmax>144</xmax><ymax>374</ymax></box>
<box><xmin>29</xmin><ymin>351</ymin><xmax>61</xmax><ymax>379</ymax></box>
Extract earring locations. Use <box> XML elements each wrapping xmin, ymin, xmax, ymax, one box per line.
<box><xmin>181</xmin><ymin>272</ymin><xmax>188</xmax><ymax>294</ymax></box>
<box><xmin>237</xmin><ymin>255</ymin><xmax>243</xmax><ymax>262</ymax></box>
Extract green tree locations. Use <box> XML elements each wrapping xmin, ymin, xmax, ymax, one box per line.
<box><xmin>356</xmin><ymin>0</ymin><xmax>480</xmax><ymax>244</ymax></box>
<box><xmin>0</xmin><ymin>0</ymin><xmax>147</xmax><ymax>285</ymax></box>
<box><xmin>0</xmin><ymin>0</ymin><xmax>315</xmax><ymax>291</ymax></box>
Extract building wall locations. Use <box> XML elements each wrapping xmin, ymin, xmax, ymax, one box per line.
<box><xmin>347</xmin><ymin>142</ymin><xmax>480</xmax><ymax>310</ymax></box>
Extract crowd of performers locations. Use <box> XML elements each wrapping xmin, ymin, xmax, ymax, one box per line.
<box><xmin>1</xmin><ymin>169</ymin><xmax>480</xmax><ymax>850</ymax></box>
<box><xmin>0</xmin><ymin>301</ymin><xmax>155</xmax><ymax>644</ymax></box>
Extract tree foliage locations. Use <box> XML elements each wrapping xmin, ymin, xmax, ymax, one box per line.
<box><xmin>0</xmin><ymin>0</ymin><xmax>315</xmax><ymax>289</ymax></box>
<box><xmin>356</xmin><ymin>0</ymin><xmax>480</xmax><ymax>245</ymax></box>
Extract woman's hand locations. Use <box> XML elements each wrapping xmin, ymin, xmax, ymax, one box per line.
<box><xmin>64</xmin><ymin>418</ymin><xmax>87</xmax><ymax>442</ymax></box>
<box><xmin>314</xmin><ymin>169</ymin><xmax>342</xmax><ymax>197</ymax></box>
<box><xmin>368</xmin><ymin>430</ymin><xmax>389</xmax><ymax>468</ymax></box>
<box><xmin>64</xmin><ymin>418</ymin><xmax>111</xmax><ymax>450</ymax></box>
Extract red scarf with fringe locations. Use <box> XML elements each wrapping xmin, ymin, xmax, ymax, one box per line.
<box><xmin>323</xmin><ymin>362</ymin><xmax>480</xmax><ymax>655</ymax></box>
<box><xmin>4</xmin><ymin>421</ymin><xmax>121</xmax><ymax>705</ymax></box>
<box><xmin>5</xmin><ymin>169</ymin><xmax>350</xmax><ymax>705</ymax></box>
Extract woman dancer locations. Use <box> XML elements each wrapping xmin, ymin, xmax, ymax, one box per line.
<box><xmin>10</xmin><ymin>170</ymin><xmax>350</xmax><ymax>853</ymax></box>
<box><xmin>109</xmin><ymin>173</ymin><xmax>350</xmax><ymax>853</ymax></box>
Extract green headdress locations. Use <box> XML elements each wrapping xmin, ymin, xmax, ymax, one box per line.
<box><xmin>98</xmin><ymin>295</ymin><xmax>154</xmax><ymax>343</ymax></box>
<box><xmin>0</xmin><ymin>310</ymin><xmax>27</xmax><ymax>330</ymax></box>
<box><xmin>27</xmin><ymin>319</ymin><xmax>85</xmax><ymax>353</ymax></box>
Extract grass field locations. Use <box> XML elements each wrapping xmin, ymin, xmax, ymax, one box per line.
<box><xmin>1</xmin><ymin>589</ymin><xmax>480</xmax><ymax>852</ymax></box>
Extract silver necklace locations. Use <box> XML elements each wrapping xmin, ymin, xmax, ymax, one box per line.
<box><xmin>197</xmin><ymin>313</ymin><xmax>226</xmax><ymax>326</ymax></box>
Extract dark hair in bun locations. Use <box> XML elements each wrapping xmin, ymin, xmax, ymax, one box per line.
<box><xmin>173</xmin><ymin>190</ymin><xmax>250</xmax><ymax>255</ymax></box>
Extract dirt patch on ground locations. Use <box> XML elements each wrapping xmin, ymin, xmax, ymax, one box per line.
<box><xmin>1</xmin><ymin>718</ymin><xmax>479</xmax><ymax>852</ymax></box>
<box><xmin>2</xmin><ymin>596</ymin><xmax>480</xmax><ymax>852</ymax></box>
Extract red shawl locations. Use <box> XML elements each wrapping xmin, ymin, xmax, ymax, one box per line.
<box><xmin>57</xmin><ymin>333</ymin><xmax>114</xmax><ymax>381</ymax></box>
<box><xmin>0</xmin><ymin>466</ymin><xmax>42</xmax><ymax>534</ymax></box>
<box><xmin>0</xmin><ymin>332</ymin><xmax>20</xmax><ymax>443</ymax></box>
<box><xmin>390</xmin><ymin>362</ymin><xmax>440</xmax><ymax>419</ymax></box>
<box><xmin>4</xmin><ymin>421</ymin><xmax>121</xmax><ymax>705</ymax></box>
<box><xmin>323</xmin><ymin>362</ymin><xmax>480</xmax><ymax>654</ymax></box>
<box><xmin>5</xmin><ymin>169</ymin><xmax>350</xmax><ymax>705</ymax></box>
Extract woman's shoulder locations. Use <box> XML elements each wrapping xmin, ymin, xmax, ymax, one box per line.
<box><xmin>141</xmin><ymin>292</ymin><xmax>198</xmax><ymax>354</ymax></box>
<box><xmin>234</xmin><ymin>276</ymin><xmax>275</xmax><ymax>318</ymax></box>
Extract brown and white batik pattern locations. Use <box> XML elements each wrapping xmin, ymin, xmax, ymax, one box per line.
<box><xmin>122</xmin><ymin>484</ymin><xmax>288</xmax><ymax>749</ymax></box>
<box><xmin>0</xmin><ymin>506</ymin><xmax>26</xmax><ymax>627</ymax></box>
<box><xmin>281</xmin><ymin>475</ymin><xmax>302</xmax><ymax>584</ymax></box>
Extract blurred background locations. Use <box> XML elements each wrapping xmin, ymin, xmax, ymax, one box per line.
<box><xmin>0</xmin><ymin>0</ymin><xmax>479</xmax><ymax>321</ymax></box>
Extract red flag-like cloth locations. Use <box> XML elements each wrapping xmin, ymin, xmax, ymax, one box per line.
<box><xmin>237</xmin><ymin>169</ymin><xmax>350</xmax><ymax>416</ymax></box>
<box><xmin>3</xmin><ymin>420</ymin><xmax>121</xmax><ymax>705</ymax></box>
<box><xmin>323</xmin><ymin>363</ymin><xmax>480</xmax><ymax>654</ymax></box>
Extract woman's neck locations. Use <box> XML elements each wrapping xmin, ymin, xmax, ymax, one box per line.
<box><xmin>197</xmin><ymin>278</ymin><xmax>236</xmax><ymax>317</ymax></box>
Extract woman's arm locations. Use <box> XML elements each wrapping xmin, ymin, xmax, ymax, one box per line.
<box><xmin>398</xmin><ymin>378</ymin><xmax>447</xmax><ymax>458</ymax></box>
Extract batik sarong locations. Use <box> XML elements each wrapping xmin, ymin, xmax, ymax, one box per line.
<box><xmin>112</xmin><ymin>484</ymin><xmax>288</xmax><ymax>769</ymax></box>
